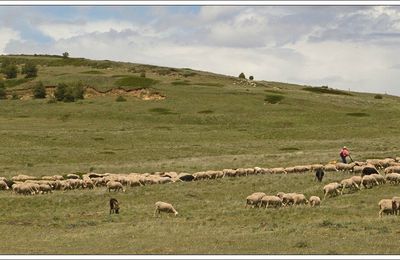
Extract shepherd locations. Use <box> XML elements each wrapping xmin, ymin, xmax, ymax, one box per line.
<box><xmin>339</xmin><ymin>146</ymin><xmax>351</xmax><ymax>164</ymax></box>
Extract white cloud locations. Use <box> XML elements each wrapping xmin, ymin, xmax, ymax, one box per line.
<box><xmin>0</xmin><ymin>28</ymin><xmax>20</xmax><ymax>54</ymax></box>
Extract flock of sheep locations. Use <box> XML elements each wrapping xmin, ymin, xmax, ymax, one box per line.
<box><xmin>1</xmin><ymin>156</ymin><xmax>400</xmax><ymax>217</ymax></box>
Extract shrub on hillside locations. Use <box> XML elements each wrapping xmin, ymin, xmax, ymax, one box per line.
<box><xmin>22</xmin><ymin>62</ymin><xmax>38</xmax><ymax>78</ymax></box>
<box><xmin>11</xmin><ymin>92</ymin><xmax>19</xmax><ymax>100</ymax></box>
<box><xmin>374</xmin><ymin>94</ymin><xmax>383</xmax><ymax>99</ymax></box>
<box><xmin>238</xmin><ymin>72</ymin><xmax>246</xmax><ymax>79</ymax></box>
<box><xmin>2</xmin><ymin>64</ymin><xmax>18</xmax><ymax>79</ymax></box>
<box><xmin>249</xmin><ymin>75</ymin><xmax>254</xmax><ymax>80</ymax></box>
<box><xmin>54</xmin><ymin>82</ymin><xmax>85</xmax><ymax>102</ymax></box>
<box><xmin>0</xmin><ymin>82</ymin><xmax>6</xmax><ymax>99</ymax></box>
<box><xmin>33</xmin><ymin>81</ymin><xmax>46</xmax><ymax>99</ymax></box>
<box><xmin>140</xmin><ymin>71</ymin><xmax>146</xmax><ymax>78</ymax></box>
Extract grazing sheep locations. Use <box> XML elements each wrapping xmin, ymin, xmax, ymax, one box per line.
<box><xmin>371</xmin><ymin>174</ymin><xmax>385</xmax><ymax>185</ymax></box>
<box><xmin>39</xmin><ymin>184</ymin><xmax>52</xmax><ymax>194</ymax></box>
<box><xmin>294</xmin><ymin>165</ymin><xmax>310</xmax><ymax>173</ymax></box>
<box><xmin>154</xmin><ymin>201</ymin><xmax>178</xmax><ymax>216</ymax></box>
<box><xmin>66</xmin><ymin>173</ymin><xmax>80</xmax><ymax>179</ymax></box>
<box><xmin>109</xmin><ymin>198</ymin><xmax>120</xmax><ymax>214</ymax></box>
<box><xmin>107</xmin><ymin>181</ymin><xmax>124</xmax><ymax>192</ymax></box>
<box><xmin>12</xmin><ymin>174</ymin><xmax>37</xmax><ymax>182</ymax></box>
<box><xmin>311</xmin><ymin>164</ymin><xmax>324</xmax><ymax>171</ymax></box>
<box><xmin>323</xmin><ymin>164</ymin><xmax>338</xmax><ymax>172</ymax></box>
<box><xmin>284</xmin><ymin>167</ymin><xmax>296</xmax><ymax>174</ymax></box>
<box><xmin>392</xmin><ymin>197</ymin><xmax>400</xmax><ymax>215</ymax></box>
<box><xmin>276</xmin><ymin>192</ymin><xmax>296</xmax><ymax>206</ymax></box>
<box><xmin>384</xmin><ymin>166</ymin><xmax>400</xmax><ymax>175</ymax></box>
<box><xmin>292</xmin><ymin>193</ymin><xmax>308</xmax><ymax>205</ymax></box>
<box><xmin>260</xmin><ymin>195</ymin><xmax>282</xmax><ymax>208</ymax></box>
<box><xmin>362</xmin><ymin>175</ymin><xmax>379</xmax><ymax>189</ymax></box>
<box><xmin>361</xmin><ymin>166</ymin><xmax>380</xmax><ymax>177</ymax></box>
<box><xmin>315</xmin><ymin>168</ymin><xmax>325</xmax><ymax>182</ymax></box>
<box><xmin>350</xmin><ymin>176</ymin><xmax>363</xmax><ymax>188</ymax></box>
<box><xmin>309</xmin><ymin>196</ymin><xmax>321</xmax><ymax>207</ymax></box>
<box><xmin>340</xmin><ymin>178</ymin><xmax>360</xmax><ymax>194</ymax></box>
<box><xmin>378</xmin><ymin>199</ymin><xmax>395</xmax><ymax>218</ymax></box>
<box><xmin>223</xmin><ymin>169</ymin><xmax>237</xmax><ymax>178</ymax></box>
<box><xmin>83</xmin><ymin>179</ymin><xmax>95</xmax><ymax>189</ymax></box>
<box><xmin>323</xmin><ymin>182</ymin><xmax>342</xmax><ymax>199</ymax></box>
<box><xmin>246</xmin><ymin>192</ymin><xmax>266</xmax><ymax>208</ymax></box>
<box><xmin>0</xmin><ymin>180</ymin><xmax>9</xmax><ymax>190</ymax></box>
<box><xmin>385</xmin><ymin>173</ymin><xmax>400</xmax><ymax>184</ymax></box>
<box><xmin>366</xmin><ymin>159</ymin><xmax>383</xmax><ymax>169</ymax></box>
<box><xmin>271</xmin><ymin>168</ymin><xmax>287</xmax><ymax>174</ymax></box>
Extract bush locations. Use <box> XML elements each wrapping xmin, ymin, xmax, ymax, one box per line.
<box><xmin>22</xmin><ymin>62</ymin><xmax>38</xmax><ymax>78</ymax></box>
<box><xmin>140</xmin><ymin>72</ymin><xmax>146</xmax><ymax>78</ymax></box>
<box><xmin>0</xmin><ymin>82</ymin><xmax>6</xmax><ymax>99</ymax></box>
<box><xmin>54</xmin><ymin>82</ymin><xmax>85</xmax><ymax>102</ymax></box>
<box><xmin>238</xmin><ymin>72</ymin><xmax>246</xmax><ymax>79</ymax></box>
<box><xmin>374</xmin><ymin>94</ymin><xmax>383</xmax><ymax>99</ymax></box>
<box><xmin>54</xmin><ymin>83</ymin><xmax>68</xmax><ymax>101</ymax></box>
<box><xmin>115</xmin><ymin>95</ymin><xmax>126</xmax><ymax>102</ymax></box>
<box><xmin>249</xmin><ymin>76</ymin><xmax>254</xmax><ymax>80</ymax></box>
<box><xmin>62</xmin><ymin>52</ymin><xmax>69</xmax><ymax>58</ymax></box>
<box><xmin>264</xmin><ymin>94</ymin><xmax>284</xmax><ymax>104</ymax></box>
<box><xmin>33</xmin><ymin>82</ymin><xmax>46</xmax><ymax>99</ymax></box>
<box><xmin>2</xmin><ymin>64</ymin><xmax>18</xmax><ymax>79</ymax></box>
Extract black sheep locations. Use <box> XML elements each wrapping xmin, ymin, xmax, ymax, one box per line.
<box><xmin>361</xmin><ymin>166</ymin><xmax>379</xmax><ymax>177</ymax></box>
<box><xmin>315</xmin><ymin>168</ymin><xmax>325</xmax><ymax>182</ymax></box>
<box><xmin>109</xmin><ymin>198</ymin><xmax>120</xmax><ymax>214</ymax></box>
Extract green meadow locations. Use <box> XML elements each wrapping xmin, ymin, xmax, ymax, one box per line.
<box><xmin>0</xmin><ymin>55</ymin><xmax>400</xmax><ymax>254</ymax></box>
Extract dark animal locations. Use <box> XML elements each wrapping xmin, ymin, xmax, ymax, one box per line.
<box><xmin>361</xmin><ymin>166</ymin><xmax>379</xmax><ymax>177</ymax></box>
<box><xmin>315</xmin><ymin>168</ymin><xmax>325</xmax><ymax>182</ymax></box>
<box><xmin>179</xmin><ymin>174</ymin><xmax>194</xmax><ymax>182</ymax></box>
<box><xmin>109</xmin><ymin>198</ymin><xmax>120</xmax><ymax>214</ymax></box>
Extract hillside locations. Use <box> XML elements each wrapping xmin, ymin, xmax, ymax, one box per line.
<box><xmin>1</xmin><ymin>55</ymin><xmax>400</xmax><ymax>254</ymax></box>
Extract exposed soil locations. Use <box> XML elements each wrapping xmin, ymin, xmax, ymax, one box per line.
<box><xmin>6</xmin><ymin>86</ymin><xmax>165</xmax><ymax>101</ymax></box>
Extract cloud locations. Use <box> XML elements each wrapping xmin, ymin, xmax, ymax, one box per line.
<box><xmin>0</xmin><ymin>28</ymin><xmax>20</xmax><ymax>54</ymax></box>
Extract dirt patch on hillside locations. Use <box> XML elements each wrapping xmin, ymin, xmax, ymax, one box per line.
<box><xmin>7</xmin><ymin>86</ymin><xmax>165</xmax><ymax>101</ymax></box>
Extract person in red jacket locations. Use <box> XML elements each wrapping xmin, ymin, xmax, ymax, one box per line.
<box><xmin>339</xmin><ymin>146</ymin><xmax>350</xmax><ymax>163</ymax></box>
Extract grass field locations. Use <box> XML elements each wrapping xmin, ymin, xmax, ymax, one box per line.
<box><xmin>1</xmin><ymin>55</ymin><xmax>400</xmax><ymax>254</ymax></box>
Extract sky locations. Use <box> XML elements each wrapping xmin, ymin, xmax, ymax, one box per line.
<box><xmin>1</xmin><ymin>3</ymin><xmax>400</xmax><ymax>95</ymax></box>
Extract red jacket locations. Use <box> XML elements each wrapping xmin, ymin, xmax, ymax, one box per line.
<box><xmin>340</xmin><ymin>148</ymin><xmax>349</xmax><ymax>157</ymax></box>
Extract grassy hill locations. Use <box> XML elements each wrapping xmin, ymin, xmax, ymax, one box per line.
<box><xmin>0</xmin><ymin>54</ymin><xmax>400</xmax><ymax>254</ymax></box>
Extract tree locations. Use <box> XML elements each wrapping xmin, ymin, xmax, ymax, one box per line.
<box><xmin>3</xmin><ymin>64</ymin><xmax>18</xmax><ymax>79</ymax></box>
<box><xmin>22</xmin><ymin>62</ymin><xmax>38</xmax><ymax>78</ymax></box>
<box><xmin>54</xmin><ymin>83</ymin><xmax>68</xmax><ymax>101</ymax></box>
<box><xmin>33</xmin><ymin>81</ymin><xmax>46</xmax><ymax>99</ymax></box>
<box><xmin>62</xmin><ymin>52</ymin><xmax>69</xmax><ymax>59</ymax></box>
<box><xmin>238</xmin><ymin>72</ymin><xmax>246</xmax><ymax>79</ymax></box>
<box><xmin>0</xmin><ymin>81</ymin><xmax>6</xmax><ymax>99</ymax></box>
<box><xmin>249</xmin><ymin>76</ymin><xmax>254</xmax><ymax>80</ymax></box>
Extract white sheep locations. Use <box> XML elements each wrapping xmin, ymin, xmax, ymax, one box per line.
<box><xmin>378</xmin><ymin>199</ymin><xmax>395</xmax><ymax>218</ymax></box>
<box><xmin>371</xmin><ymin>174</ymin><xmax>385</xmax><ymax>185</ymax></box>
<box><xmin>246</xmin><ymin>192</ymin><xmax>266</xmax><ymax>208</ymax></box>
<box><xmin>340</xmin><ymin>178</ymin><xmax>360</xmax><ymax>194</ymax></box>
<box><xmin>323</xmin><ymin>164</ymin><xmax>338</xmax><ymax>172</ymax></box>
<box><xmin>292</xmin><ymin>193</ymin><xmax>308</xmax><ymax>205</ymax></box>
<box><xmin>350</xmin><ymin>176</ymin><xmax>363</xmax><ymax>188</ymax></box>
<box><xmin>154</xmin><ymin>201</ymin><xmax>178</xmax><ymax>216</ymax></box>
<box><xmin>0</xmin><ymin>180</ymin><xmax>9</xmax><ymax>190</ymax></box>
<box><xmin>385</xmin><ymin>173</ymin><xmax>400</xmax><ymax>184</ymax></box>
<box><xmin>260</xmin><ymin>195</ymin><xmax>282</xmax><ymax>208</ymax></box>
<box><xmin>309</xmin><ymin>196</ymin><xmax>321</xmax><ymax>207</ymax></box>
<box><xmin>362</xmin><ymin>175</ymin><xmax>379</xmax><ymax>189</ymax></box>
<box><xmin>106</xmin><ymin>181</ymin><xmax>125</xmax><ymax>192</ymax></box>
<box><xmin>323</xmin><ymin>182</ymin><xmax>342</xmax><ymax>199</ymax></box>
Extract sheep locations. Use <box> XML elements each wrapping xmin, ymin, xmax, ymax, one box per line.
<box><xmin>292</xmin><ymin>193</ymin><xmax>308</xmax><ymax>205</ymax></box>
<box><xmin>83</xmin><ymin>179</ymin><xmax>95</xmax><ymax>189</ymax></box>
<box><xmin>246</xmin><ymin>192</ymin><xmax>266</xmax><ymax>208</ymax></box>
<box><xmin>276</xmin><ymin>192</ymin><xmax>296</xmax><ymax>206</ymax></box>
<box><xmin>154</xmin><ymin>201</ymin><xmax>178</xmax><ymax>216</ymax></box>
<box><xmin>12</xmin><ymin>174</ymin><xmax>37</xmax><ymax>182</ymax></box>
<box><xmin>109</xmin><ymin>198</ymin><xmax>120</xmax><ymax>214</ymax></box>
<box><xmin>384</xmin><ymin>166</ymin><xmax>400</xmax><ymax>175</ymax></box>
<box><xmin>378</xmin><ymin>158</ymin><xmax>396</xmax><ymax>168</ymax></box>
<box><xmin>260</xmin><ymin>195</ymin><xmax>282</xmax><ymax>208</ymax></box>
<box><xmin>0</xmin><ymin>180</ymin><xmax>9</xmax><ymax>190</ymax></box>
<box><xmin>66</xmin><ymin>173</ymin><xmax>80</xmax><ymax>179</ymax></box>
<box><xmin>106</xmin><ymin>181</ymin><xmax>124</xmax><ymax>192</ymax></box>
<box><xmin>366</xmin><ymin>159</ymin><xmax>383</xmax><ymax>169</ymax></box>
<box><xmin>323</xmin><ymin>164</ymin><xmax>338</xmax><ymax>172</ymax></box>
<box><xmin>293</xmin><ymin>165</ymin><xmax>310</xmax><ymax>173</ymax></box>
<box><xmin>39</xmin><ymin>184</ymin><xmax>52</xmax><ymax>194</ymax></box>
<box><xmin>235</xmin><ymin>168</ymin><xmax>247</xmax><ymax>177</ymax></box>
<box><xmin>315</xmin><ymin>168</ymin><xmax>325</xmax><ymax>182</ymax></box>
<box><xmin>392</xmin><ymin>197</ymin><xmax>400</xmax><ymax>215</ymax></box>
<box><xmin>362</xmin><ymin>175</ymin><xmax>379</xmax><ymax>189</ymax></box>
<box><xmin>309</xmin><ymin>196</ymin><xmax>321</xmax><ymax>207</ymax></box>
<box><xmin>311</xmin><ymin>164</ymin><xmax>324</xmax><ymax>171</ymax></box>
<box><xmin>284</xmin><ymin>167</ymin><xmax>296</xmax><ymax>174</ymax></box>
<box><xmin>371</xmin><ymin>174</ymin><xmax>385</xmax><ymax>185</ymax></box>
<box><xmin>340</xmin><ymin>178</ymin><xmax>360</xmax><ymax>194</ymax></box>
<box><xmin>178</xmin><ymin>173</ymin><xmax>195</xmax><ymax>182</ymax></box>
<box><xmin>271</xmin><ymin>168</ymin><xmax>287</xmax><ymax>174</ymax></box>
<box><xmin>361</xmin><ymin>166</ymin><xmax>380</xmax><ymax>177</ymax></box>
<box><xmin>323</xmin><ymin>182</ymin><xmax>342</xmax><ymax>199</ymax></box>
<box><xmin>336</xmin><ymin>162</ymin><xmax>353</xmax><ymax>172</ymax></box>
<box><xmin>378</xmin><ymin>199</ymin><xmax>395</xmax><ymax>218</ymax></box>
<box><xmin>385</xmin><ymin>173</ymin><xmax>400</xmax><ymax>184</ymax></box>
<box><xmin>353</xmin><ymin>166</ymin><xmax>364</xmax><ymax>174</ymax></box>
<box><xmin>350</xmin><ymin>176</ymin><xmax>363</xmax><ymax>188</ymax></box>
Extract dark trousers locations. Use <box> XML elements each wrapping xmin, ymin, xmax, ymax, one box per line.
<box><xmin>341</xmin><ymin>156</ymin><xmax>347</xmax><ymax>164</ymax></box>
